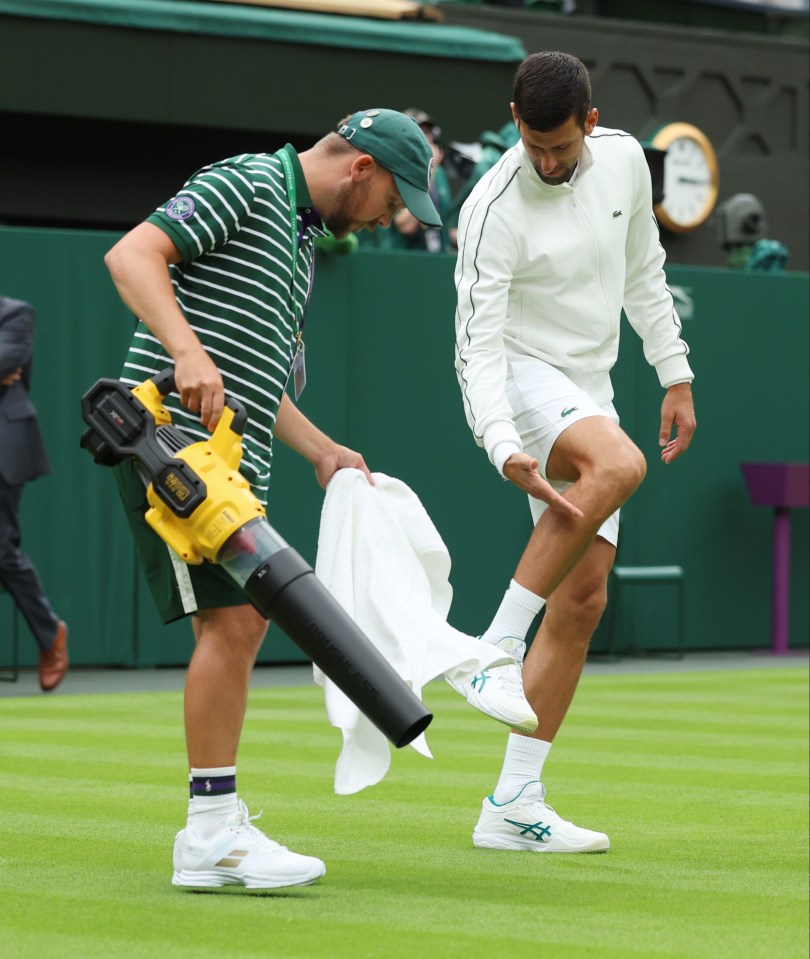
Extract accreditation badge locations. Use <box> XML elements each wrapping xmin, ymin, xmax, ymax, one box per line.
<box><xmin>292</xmin><ymin>339</ymin><xmax>307</xmax><ymax>402</ymax></box>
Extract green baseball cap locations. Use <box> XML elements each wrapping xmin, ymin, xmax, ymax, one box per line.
<box><xmin>337</xmin><ymin>109</ymin><xmax>442</xmax><ymax>228</ymax></box>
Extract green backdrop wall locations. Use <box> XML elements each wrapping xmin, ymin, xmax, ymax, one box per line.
<box><xmin>0</xmin><ymin>226</ymin><xmax>807</xmax><ymax>668</ymax></box>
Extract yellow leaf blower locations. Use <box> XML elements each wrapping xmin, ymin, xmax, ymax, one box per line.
<box><xmin>80</xmin><ymin>368</ymin><xmax>432</xmax><ymax>748</ymax></box>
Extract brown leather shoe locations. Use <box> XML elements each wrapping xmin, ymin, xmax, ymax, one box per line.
<box><xmin>39</xmin><ymin>620</ymin><xmax>69</xmax><ymax>692</ymax></box>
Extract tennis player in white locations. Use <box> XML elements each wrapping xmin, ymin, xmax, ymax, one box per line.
<box><xmin>452</xmin><ymin>51</ymin><xmax>696</xmax><ymax>852</ymax></box>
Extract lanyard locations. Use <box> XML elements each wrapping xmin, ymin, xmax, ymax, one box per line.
<box><xmin>276</xmin><ymin>147</ymin><xmax>304</xmax><ymax>343</ymax></box>
<box><xmin>276</xmin><ymin>147</ymin><xmax>313</xmax><ymax>401</ymax></box>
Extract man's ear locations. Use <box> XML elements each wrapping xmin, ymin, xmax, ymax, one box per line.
<box><xmin>584</xmin><ymin>107</ymin><xmax>599</xmax><ymax>136</ymax></box>
<box><xmin>509</xmin><ymin>101</ymin><xmax>520</xmax><ymax>128</ymax></box>
<box><xmin>350</xmin><ymin>154</ymin><xmax>376</xmax><ymax>182</ymax></box>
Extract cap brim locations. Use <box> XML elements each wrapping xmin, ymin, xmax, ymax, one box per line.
<box><xmin>394</xmin><ymin>174</ymin><xmax>442</xmax><ymax>228</ymax></box>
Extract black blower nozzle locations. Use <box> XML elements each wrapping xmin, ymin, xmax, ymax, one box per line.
<box><xmin>242</xmin><ymin>542</ymin><xmax>429</xmax><ymax>749</ymax></box>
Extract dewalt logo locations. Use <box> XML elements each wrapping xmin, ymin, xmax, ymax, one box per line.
<box><xmin>164</xmin><ymin>470</ymin><xmax>191</xmax><ymax>501</ymax></box>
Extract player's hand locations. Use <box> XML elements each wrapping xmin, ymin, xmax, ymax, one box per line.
<box><xmin>503</xmin><ymin>453</ymin><xmax>583</xmax><ymax>518</ymax></box>
<box><xmin>315</xmin><ymin>445</ymin><xmax>375</xmax><ymax>489</ymax></box>
<box><xmin>659</xmin><ymin>382</ymin><xmax>696</xmax><ymax>465</ymax></box>
<box><xmin>174</xmin><ymin>351</ymin><xmax>224</xmax><ymax>431</ymax></box>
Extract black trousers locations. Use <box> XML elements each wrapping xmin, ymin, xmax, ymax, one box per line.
<box><xmin>0</xmin><ymin>475</ymin><xmax>59</xmax><ymax>651</ymax></box>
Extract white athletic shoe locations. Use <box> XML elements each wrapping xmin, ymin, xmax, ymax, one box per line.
<box><xmin>473</xmin><ymin>781</ymin><xmax>610</xmax><ymax>853</ymax></box>
<box><xmin>446</xmin><ymin>637</ymin><xmax>538</xmax><ymax>734</ymax></box>
<box><xmin>172</xmin><ymin>799</ymin><xmax>326</xmax><ymax>891</ymax></box>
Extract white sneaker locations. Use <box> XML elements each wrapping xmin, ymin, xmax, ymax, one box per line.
<box><xmin>172</xmin><ymin>799</ymin><xmax>326</xmax><ymax>890</ymax></box>
<box><xmin>473</xmin><ymin>781</ymin><xmax>610</xmax><ymax>853</ymax></box>
<box><xmin>446</xmin><ymin>637</ymin><xmax>538</xmax><ymax>734</ymax></box>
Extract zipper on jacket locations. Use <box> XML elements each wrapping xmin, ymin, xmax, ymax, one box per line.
<box><xmin>569</xmin><ymin>191</ymin><xmax>615</xmax><ymax>339</ymax></box>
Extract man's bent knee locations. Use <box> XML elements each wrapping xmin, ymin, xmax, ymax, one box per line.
<box><xmin>612</xmin><ymin>444</ymin><xmax>647</xmax><ymax>495</ymax></box>
<box><xmin>549</xmin><ymin>419</ymin><xmax>646</xmax><ymax>496</ymax></box>
<box><xmin>193</xmin><ymin>604</ymin><xmax>269</xmax><ymax>655</ymax></box>
<box><xmin>584</xmin><ymin>441</ymin><xmax>646</xmax><ymax>509</ymax></box>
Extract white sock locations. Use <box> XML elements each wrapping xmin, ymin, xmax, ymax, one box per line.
<box><xmin>187</xmin><ymin>766</ymin><xmax>239</xmax><ymax>839</ymax></box>
<box><xmin>492</xmin><ymin>735</ymin><xmax>552</xmax><ymax>804</ymax></box>
<box><xmin>482</xmin><ymin>579</ymin><xmax>546</xmax><ymax>646</ymax></box>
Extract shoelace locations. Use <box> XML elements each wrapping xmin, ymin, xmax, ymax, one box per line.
<box><xmin>494</xmin><ymin>662</ymin><xmax>527</xmax><ymax>698</ymax></box>
<box><xmin>519</xmin><ymin>790</ymin><xmax>571</xmax><ymax>825</ymax></box>
<box><xmin>231</xmin><ymin>802</ymin><xmax>283</xmax><ymax>850</ymax></box>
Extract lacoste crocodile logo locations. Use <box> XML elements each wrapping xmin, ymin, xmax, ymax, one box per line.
<box><xmin>613</xmin><ymin>210</ymin><xmax>623</xmax><ymax>218</ymax></box>
<box><xmin>561</xmin><ymin>407</ymin><xmax>579</xmax><ymax>418</ymax></box>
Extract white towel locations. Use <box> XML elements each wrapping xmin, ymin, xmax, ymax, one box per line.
<box><xmin>314</xmin><ymin>468</ymin><xmax>506</xmax><ymax>795</ymax></box>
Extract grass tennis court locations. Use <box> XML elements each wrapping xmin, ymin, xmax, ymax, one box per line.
<box><xmin>1</xmin><ymin>665</ymin><xmax>807</xmax><ymax>959</ymax></box>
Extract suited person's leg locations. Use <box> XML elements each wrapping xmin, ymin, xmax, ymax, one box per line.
<box><xmin>0</xmin><ymin>477</ymin><xmax>60</xmax><ymax>651</ymax></box>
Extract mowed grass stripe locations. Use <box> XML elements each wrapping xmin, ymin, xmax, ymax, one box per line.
<box><xmin>1</xmin><ymin>839</ymin><xmax>802</xmax><ymax>959</ymax></box>
<box><xmin>0</xmin><ymin>666</ymin><xmax>806</xmax><ymax>959</ymax></box>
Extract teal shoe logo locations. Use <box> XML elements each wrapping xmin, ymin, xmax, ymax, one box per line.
<box><xmin>560</xmin><ymin>406</ymin><xmax>579</xmax><ymax>418</ymax></box>
<box><xmin>505</xmin><ymin>818</ymin><xmax>552</xmax><ymax>842</ymax></box>
<box><xmin>471</xmin><ymin>670</ymin><xmax>491</xmax><ymax>691</ymax></box>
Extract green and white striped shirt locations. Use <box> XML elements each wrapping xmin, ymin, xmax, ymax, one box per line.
<box><xmin>121</xmin><ymin>145</ymin><xmax>325</xmax><ymax>504</ymax></box>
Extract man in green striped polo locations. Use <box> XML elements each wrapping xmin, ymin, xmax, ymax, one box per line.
<box><xmin>104</xmin><ymin>110</ymin><xmax>440</xmax><ymax>892</ymax></box>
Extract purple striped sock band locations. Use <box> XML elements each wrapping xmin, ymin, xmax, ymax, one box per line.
<box><xmin>190</xmin><ymin>774</ymin><xmax>237</xmax><ymax>798</ymax></box>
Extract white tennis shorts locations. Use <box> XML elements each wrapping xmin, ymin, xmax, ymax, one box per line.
<box><xmin>505</xmin><ymin>354</ymin><xmax>621</xmax><ymax>547</ymax></box>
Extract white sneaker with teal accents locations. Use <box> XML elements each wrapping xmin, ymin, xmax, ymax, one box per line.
<box><xmin>473</xmin><ymin>781</ymin><xmax>610</xmax><ymax>853</ymax></box>
<box><xmin>172</xmin><ymin>799</ymin><xmax>326</xmax><ymax>890</ymax></box>
<box><xmin>445</xmin><ymin>637</ymin><xmax>538</xmax><ymax>734</ymax></box>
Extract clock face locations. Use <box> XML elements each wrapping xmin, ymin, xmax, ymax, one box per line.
<box><xmin>651</xmin><ymin>123</ymin><xmax>720</xmax><ymax>233</ymax></box>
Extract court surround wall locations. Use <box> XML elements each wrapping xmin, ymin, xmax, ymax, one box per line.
<box><xmin>0</xmin><ymin>227</ymin><xmax>807</xmax><ymax>667</ymax></box>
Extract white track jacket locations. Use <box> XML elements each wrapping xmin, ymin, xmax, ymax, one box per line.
<box><xmin>454</xmin><ymin>126</ymin><xmax>693</xmax><ymax>468</ymax></box>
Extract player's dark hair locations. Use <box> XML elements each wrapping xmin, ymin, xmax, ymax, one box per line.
<box><xmin>513</xmin><ymin>52</ymin><xmax>592</xmax><ymax>132</ymax></box>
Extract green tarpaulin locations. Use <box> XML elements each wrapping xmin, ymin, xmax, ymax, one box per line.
<box><xmin>0</xmin><ymin>0</ymin><xmax>527</xmax><ymax>60</ymax></box>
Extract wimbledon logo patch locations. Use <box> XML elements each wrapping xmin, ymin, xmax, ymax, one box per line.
<box><xmin>166</xmin><ymin>196</ymin><xmax>196</xmax><ymax>221</ymax></box>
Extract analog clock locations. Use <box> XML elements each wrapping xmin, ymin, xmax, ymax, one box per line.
<box><xmin>649</xmin><ymin>122</ymin><xmax>720</xmax><ymax>234</ymax></box>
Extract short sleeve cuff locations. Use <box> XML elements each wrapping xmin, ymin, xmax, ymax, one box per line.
<box><xmin>146</xmin><ymin>212</ymin><xmax>195</xmax><ymax>264</ymax></box>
